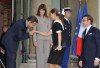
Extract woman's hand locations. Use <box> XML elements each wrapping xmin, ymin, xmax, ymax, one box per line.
<box><xmin>33</xmin><ymin>30</ymin><xmax>38</xmax><ymax>33</ymax></box>
<box><xmin>33</xmin><ymin>30</ymin><xmax>52</xmax><ymax>36</ymax></box>
<box><xmin>29</xmin><ymin>30</ymin><xmax>35</xmax><ymax>35</ymax></box>
<box><xmin>55</xmin><ymin>45</ymin><xmax>62</xmax><ymax>51</ymax></box>
<box><xmin>33</xmin><ymin>41</ymin><xmax>38</xmax><ymax>47</ymax></box>
<box><xmin>50</xmin><ymin>42</ymin><xmax>53</xmax><ymax>48</ymax></box>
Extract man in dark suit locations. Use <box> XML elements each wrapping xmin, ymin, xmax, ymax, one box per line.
<box><xmin>2</xmin><ymin>16</ymin><xmax>38</xmax><ymax>68</ymax></box>
<box><xmin>79</xmin><ymin>15</ymin><xmax>100</xmax><ymax>68</ymax></box>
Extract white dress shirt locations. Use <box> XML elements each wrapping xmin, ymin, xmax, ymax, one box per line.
<box><xmin>85</xmin><ymin>25</ymin><xmax>92</xmax><ymax>35</ymax></box>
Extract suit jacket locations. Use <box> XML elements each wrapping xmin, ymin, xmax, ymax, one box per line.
<box><xmin>63</xmin><ymin>18</ymin><xmax>72</xmax><ymax>45</ymax></box>
<box><xmin>81</xmin><ymin>26</ymin><xmax>100</xmax><ymax>61</ymax></box>
<box><xmin>2</xmin><ymin>19</ymin><xmax>30</xmax><ymax>52</ymax></box>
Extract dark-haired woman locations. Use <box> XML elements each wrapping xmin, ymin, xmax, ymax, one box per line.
<box><xmin>34</xmin><ymin>8</ymin><xmax>66</xmax><ymax>68</ymax></box>
<box><xmin>33</xmin><ymin>4</ymin><xmax>52</xmax><ymax>68</ymax></box>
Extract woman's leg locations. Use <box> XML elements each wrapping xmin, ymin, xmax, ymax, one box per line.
<box><xmin>49</xmin><ymin>63</ymin><xmax>55</xmax><ymax>68</ymax></box>
<box><xmin>43</xmin><ymin>40</ymin><xmax>50</xmax><ymax>68</ymax></box>
<box><xmin>54</xmin><ymin>64</ymin><xmax>62</xmax><ymax>68</ymax></box>
<box><xmin>36</xmin><ymin>40</ymin><xmax>44</xmax><ymax>68</ymax></box>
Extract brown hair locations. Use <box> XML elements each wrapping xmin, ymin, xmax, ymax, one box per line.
<box><xmin>50</xmin><ymin>8</ymin><xmax>64</xmax><ymax>24</ymax></box>
<box><xmin>36</xmin><ymin>4</ymin><xmax>48</xmax><ymax>18</ymax></box>
<box><xmin>3</xmin><ymin>25</ymin><xmax>9</xmax><ymax>28</ymax></box>
<box><xmin>83</xmin><ymin>14</ymin><xmax>93</xmax><ymax>24</ymax></box>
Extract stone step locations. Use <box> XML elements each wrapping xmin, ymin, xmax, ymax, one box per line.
<box><xmin>68</xmin><ymin>62</ymin><xmax>79</xmax><ymax>68</ymax></box>
<box><xmin>26</xmin><ymin>59</ymin><xmax>36</xmax><ymax>63</ymax></box>
<box><xmin>19</xmin><ymin>54</ymin><xmax>80</xmax><ymax>68</ymax></box>
<box><xmin>19</xmin><ymin>54</ymin><xmax>100</xmax><ymax>68</ymax></box>
<box><xmin>19</xmin><ymin>63</ymin><xmax>36</xmax><ymax>68</ymax></box>
<box><xmin>28</xmin><ymin>53</ymin><xmax>36</xmax><ymax>59</ymax></box>
<box><xmin>19</xmin><ymin>62</ymin><xmax>79</xmax><ymax>68</ymax></box>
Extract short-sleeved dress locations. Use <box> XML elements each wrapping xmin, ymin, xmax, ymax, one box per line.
<box><xmin>47</xmin><ymin>20</ymin><xmax>66</xmax><ymax>65</ymax></box>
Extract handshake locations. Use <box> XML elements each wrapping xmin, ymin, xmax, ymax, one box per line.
<box><xmin>29</xmin><ymin>30</ymin><xmax>38</xmax><ymax>35</ymax></box>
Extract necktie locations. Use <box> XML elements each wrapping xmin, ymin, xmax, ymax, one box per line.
<box><xmin>84</xmin><ymin>28</ymin><xmax>87</xmax><ymax>37</ymax></box>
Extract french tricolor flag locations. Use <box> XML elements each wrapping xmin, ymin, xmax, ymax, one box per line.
<box><xmin>76</xmin><ymin>2</ymin><xmax>88</xmax><ymax>56</ymax></box>
<box><xmin>76</xmin><ymin>23</ymin><xmax>85</xmax><ymax>56</ymax></box>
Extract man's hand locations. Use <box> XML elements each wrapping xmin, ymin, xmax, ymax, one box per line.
<box><xmin>50</xmin><ymin>42</ymin><xmax>53</xmax><ymax>48</ymax></box>
<box><xmin>94</xmin><ymin>59</ymin><xmax>99</xmax><ymax>66</ymax></box>
<box><xmin>79</xmin><ymin>60</ymin><xmax>83</xmax><ymax>67</ymax></box>
<box><xmin>33</xmin><ymin>42</ymin><xmax>38</xmax><ymax>47</ymax></box>
<box><xmin>29</xmin><ymin>30</ymin><xmax>35</xmax><ymax>35</ymax></box>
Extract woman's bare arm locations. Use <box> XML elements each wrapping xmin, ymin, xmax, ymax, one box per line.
<box><xmin>58</xmin><ymin>32</ymin><xmax>62</xmax><ymax>46</ymax></box>
<box><xmin>35</xmin><ymin>31</ymin><xmax>52</xmax><ymax>36</ymax></box>
<box><xmin>55</xmin><ymin>32</ymin><xmax>62</xmax><ymax>51</ymax></box>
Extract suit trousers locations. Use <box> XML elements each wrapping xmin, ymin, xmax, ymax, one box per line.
<box><xmin>36</xmin><ymin>39</ymin><xmax>50</xmax><ymax>68</ymax></box>
<box><xmin>6</xmin><ymin>49</ymin><xmax>16</xmax><ymax>68</ymax></box>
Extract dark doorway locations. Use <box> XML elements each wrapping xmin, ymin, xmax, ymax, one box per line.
<box><xmin>0</xmin><ymin>0</ymin><xmax>12</xmax><ymax>37</ymax></box>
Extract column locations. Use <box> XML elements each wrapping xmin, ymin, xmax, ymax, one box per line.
<box><xmin>99</xmin><ymin>0</ymin><xmax>100</xmax><ymax>28</ymax></box>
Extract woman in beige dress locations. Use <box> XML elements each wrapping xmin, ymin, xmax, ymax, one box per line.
<box><xmin>33</xmin><ymin>4</ymin><xmax>52</xmax><ymax>68</ymax></box>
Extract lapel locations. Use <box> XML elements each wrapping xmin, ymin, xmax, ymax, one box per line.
<box><xmin>22</xmin><ymin>20</ymin><xmax>27</xmax><ymax>31</ymax></box>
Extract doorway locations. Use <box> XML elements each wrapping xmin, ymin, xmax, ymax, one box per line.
<box><xmin>0</xmin><ymin>0</ymin><xmax>12</xmax><ymax>37</ymax></box>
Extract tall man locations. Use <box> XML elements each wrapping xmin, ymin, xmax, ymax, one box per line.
<box><xmin>2</xmin><ymin>16</ymin><xmax>38</xmax><ymax>68</ymax></box>
<box><xmin>61</xmin><ymin>7</ymin><xmax>72</xmax><ymax>68</ymax></box>
<box><xmin>79</xmin><ymin>15</ymin><xmax>100</xmax><ymax>68</ymax></box>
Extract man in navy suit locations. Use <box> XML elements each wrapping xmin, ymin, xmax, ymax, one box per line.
<box><xmin>79</xmin><ymin>15</ymin><xmax>100</xmax><ymax>68</ymax></box>
<box><xmin>2</xmin><ymin>16</ymin><xmax>38</xmax><ymax>68</ymax></box>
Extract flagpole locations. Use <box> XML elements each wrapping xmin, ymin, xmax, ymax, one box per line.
<box><xmin>86</xmin><ymin>0</ymin><xmax>87</xmax><ymax>2</ymax></box>
<box><xmin>80</xmin><ymin>0</ymin><xmax>81</xmax><ymax>4</ymax></box>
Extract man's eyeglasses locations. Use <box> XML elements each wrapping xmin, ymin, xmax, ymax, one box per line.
<box><xmin>82</xmin><ymin>19</ymin><xmax>88</xmax><ymax>22</ymax></box>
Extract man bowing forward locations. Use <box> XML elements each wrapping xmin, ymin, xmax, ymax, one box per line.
<box><xmin>2</xmin><ymin>16</ymin><xmax>38</xmax><ymax>68</ymax></box>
